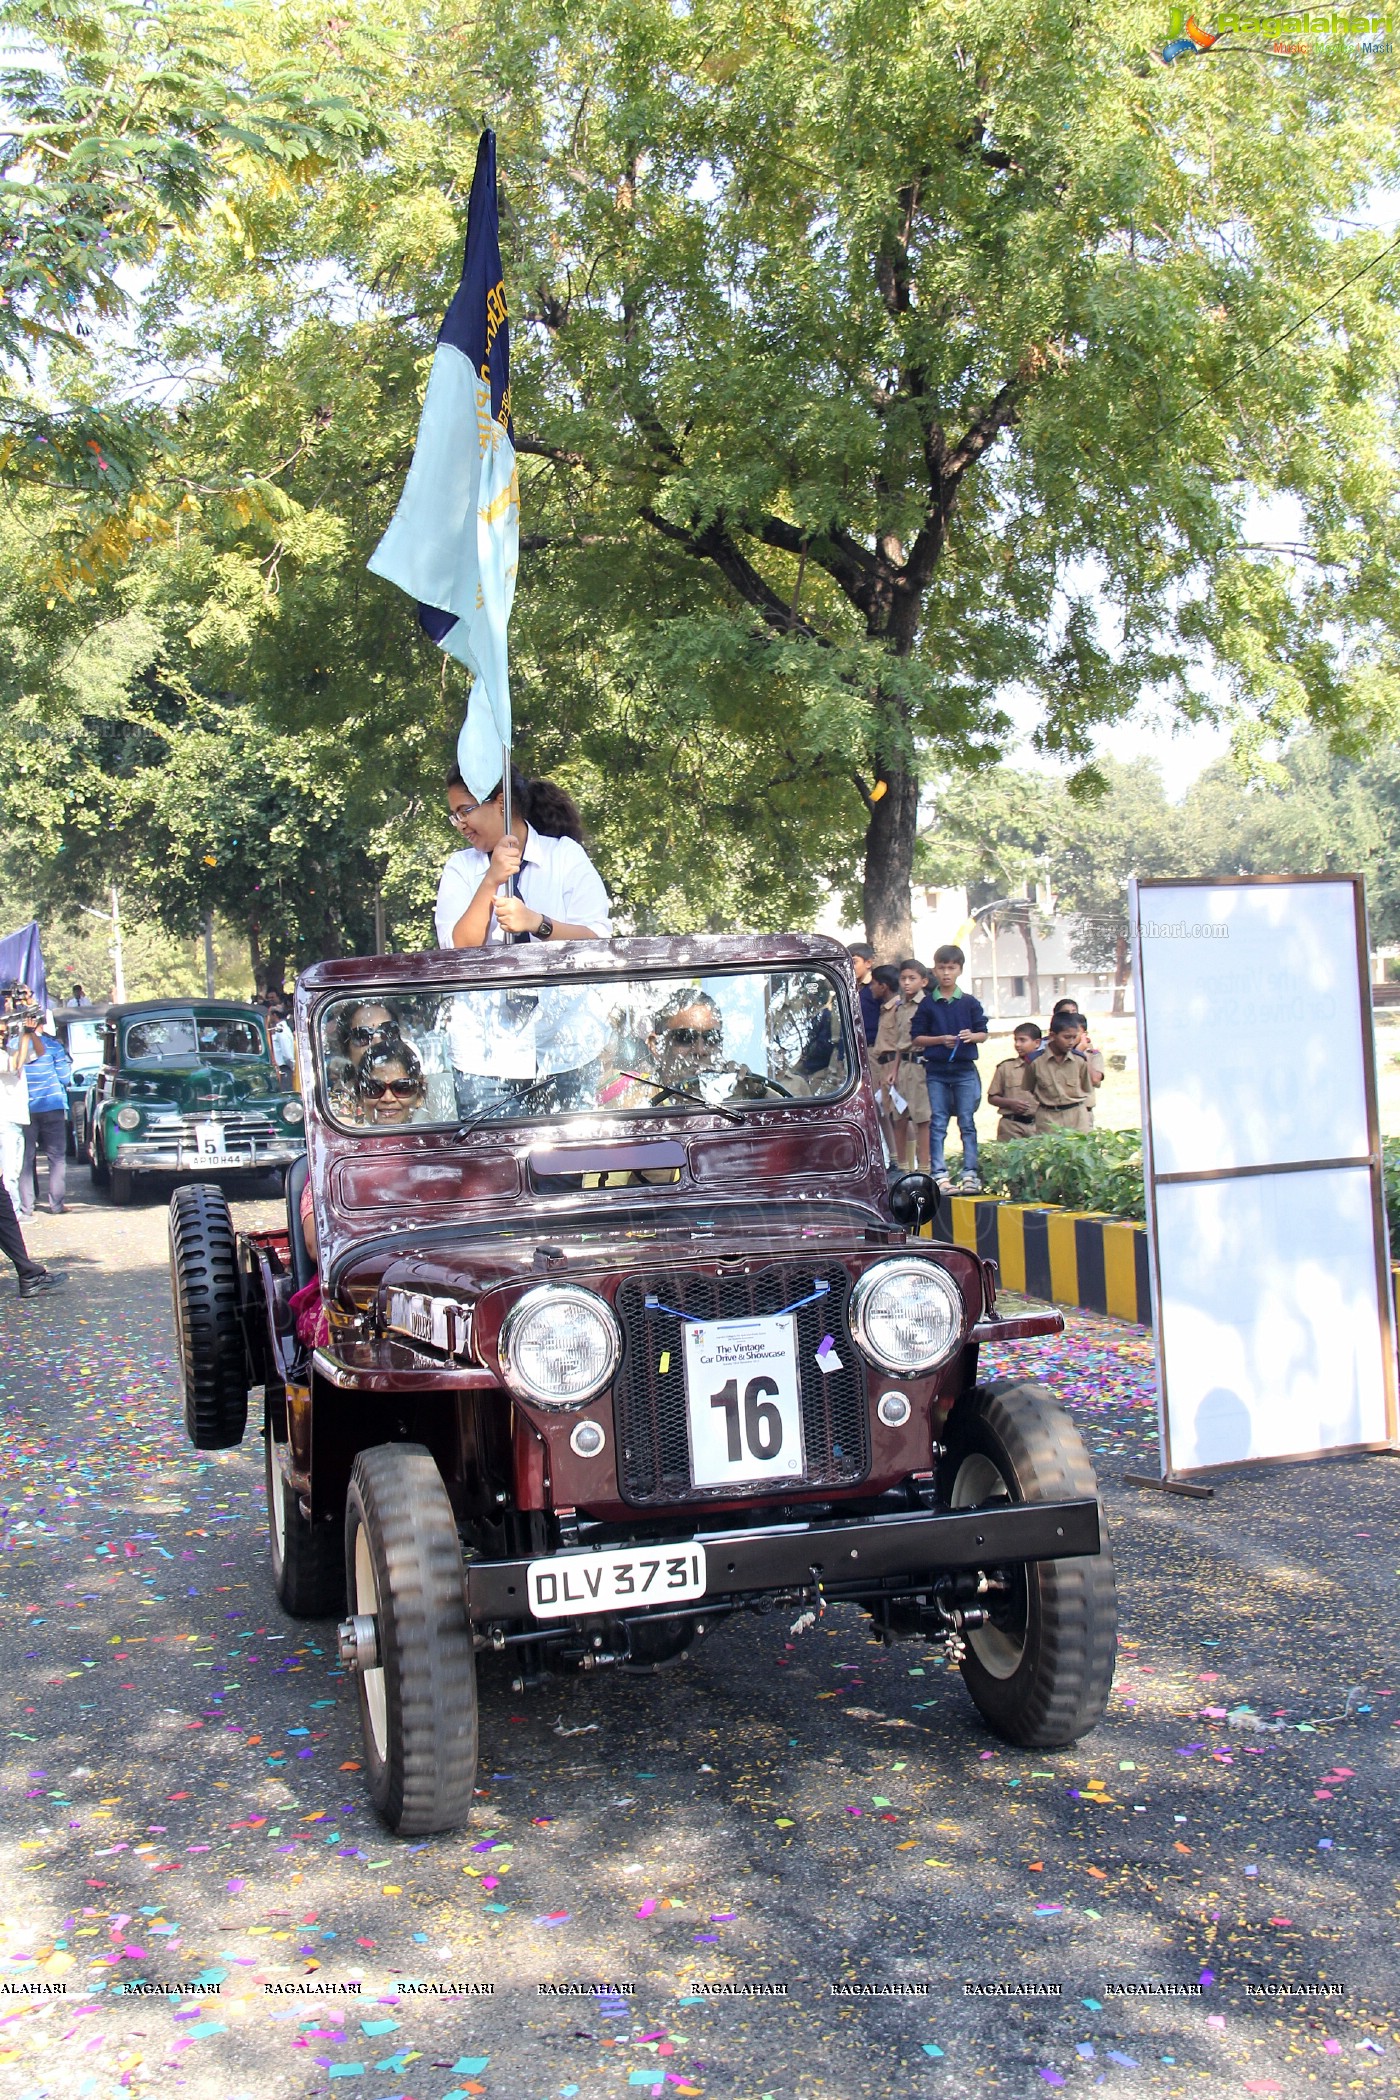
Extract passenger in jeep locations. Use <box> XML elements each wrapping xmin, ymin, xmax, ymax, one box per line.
<box><xmin>326</xmin><ymin>1000</ymin><xmax>405</xmax><ymax>1120</ymax></box>
<box><xmin>354</xmin><ymin>1042</ymin><xmax>429</xmax><ymax>1125</ymax></box>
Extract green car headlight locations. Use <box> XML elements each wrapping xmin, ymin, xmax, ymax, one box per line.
<box><xmin>282</xmin><ymin>1098</ymin><xmax>305</xmax><ymax>1125</ymax></box>
<box><xmin>115</xmin><ymin>1105</ymin><xmax>142</xmax><ymax>1131</ymax></box>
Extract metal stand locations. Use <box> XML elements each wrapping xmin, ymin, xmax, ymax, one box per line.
<box><xmin>1124</xmin><ymin>1473</ymin><xmax>1216</xmax><ymax>1499</ymax></box>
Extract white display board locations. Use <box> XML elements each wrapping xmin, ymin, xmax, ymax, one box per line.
<box><xmin>1132</xmin><ymin>875</ymin><xmax>1397</xmax><ymax>1475</ymax></box>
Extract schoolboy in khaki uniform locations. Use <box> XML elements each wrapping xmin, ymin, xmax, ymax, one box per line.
<box><xmin>987</xmin><ymin>1023</ymin><xmax>1043</xmax><ymax>1141</ymax></box>
<box><xmin>872</xmin><ymin>960</ymin><xmax>931</xmax><ymax>1170</ymax></box>
<box><xmin>1029</xmin><ymin>1013</ymin><xmax>1095</xmax><ymax>1133</ymax></box>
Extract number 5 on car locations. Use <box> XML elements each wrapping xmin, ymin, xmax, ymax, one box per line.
<box><xmin>682</xmin><ymin>1313</ymin><xmax>806</xmax><ymax>1489</ymax></box>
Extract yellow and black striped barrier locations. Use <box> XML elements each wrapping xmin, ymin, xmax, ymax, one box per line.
<box><xmin>931</xmin><ymin>1194</ymin><xmax>1153</xmax><ymax>1327</ymax></box>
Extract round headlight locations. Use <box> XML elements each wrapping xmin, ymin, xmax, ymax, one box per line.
<box><xmin>850</xmin><ymin>1258</ymin><xmax>963</xmax><ymax>1375</ymax></box>
<box><xmin>282</xmin><ymin>1098</ymin><xmax>305</xmax><ymax>1124</ymax></box>
<box><xmin>499</xmin><ymin>1285</ymin><xmax>622</xmax><ymax>1409</ymax></box>
<box><xmin>115</xmin><ymin>1104</ymin><xmax>141</xmax><ymax>1131</ymax></box>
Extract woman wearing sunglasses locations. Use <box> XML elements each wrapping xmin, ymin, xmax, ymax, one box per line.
<box><xmin>354</xmin><ymin>1043</ymin><xmax>428</xmax><ymax>1125</ymax></box>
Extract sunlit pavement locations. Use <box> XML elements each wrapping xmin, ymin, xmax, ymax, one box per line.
<box><xmin>0</xmin><ymin>1175</ymin><xmax>1395</xmax><ymax>2099</ymax></box>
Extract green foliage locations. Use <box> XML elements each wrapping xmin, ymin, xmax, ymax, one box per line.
<box><xmin>1381</xmin><ymin>1139</ymin><xmax>1400</xmax><ymax>1260</ymax></box>
<box><xmin>9</xmin><ymin>0</ymin><xmax>1400</xmax><ymax>954</ymax></box>
<box><xmin>0</xmin><ymin>0</ymin><xmax>387</xmax><ymax>373</ymax></box>
<box><xmin>977</xmin><ymin>1129</ymin><xmax>1146</xmax><ymax>1220</ymax></box>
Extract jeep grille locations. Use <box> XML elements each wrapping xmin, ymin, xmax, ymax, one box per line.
<box><xmin>614</xmin><ymin>1264</ymin><xmax>869</xmax><ymax>1505</ymax></box>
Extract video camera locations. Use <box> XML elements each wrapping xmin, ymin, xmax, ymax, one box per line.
<box><xmin>0</xmin><ymin>979</ymin><xmax>43</xmax><ymax>1053</ymax></box>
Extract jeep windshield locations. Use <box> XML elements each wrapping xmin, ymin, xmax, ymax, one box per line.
<box><xmin>315</xmin><ymin>968</ymin><xmax>852</xmax><ymax>1131</ymax></box>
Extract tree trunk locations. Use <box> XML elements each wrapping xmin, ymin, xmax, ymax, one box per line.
<box><xmin>862</xmin><ymin>758</ymin><xmax>918</xmax><ymax>960</ymax></box>
<box><xmin>1015</xmin><ymin>909</ymin><xmax>1041</xmax><ymax>1016</ymax></box>
<box><xmin>1112</xmin><ymin>932</ymin><xmax>1130</xmax><ymax>1016</ymax></box>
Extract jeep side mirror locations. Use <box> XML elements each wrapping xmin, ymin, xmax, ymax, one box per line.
<box><xmin>889</xmin><ymin>1171</ymin><xmax>940</xmax><ymax>1232</ymax></box>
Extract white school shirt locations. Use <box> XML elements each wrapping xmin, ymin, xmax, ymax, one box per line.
<box><xmin>433</xmin><ymin>824</ymin><xmax>612</xmax><ymax>949</ymax></box>
<box><xmin>433</xmin><ymin>825</ymin><xmax>613</xmax><ymax>1079</ymax></box>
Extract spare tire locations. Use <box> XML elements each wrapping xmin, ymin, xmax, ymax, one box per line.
<box><xmin>169</xmin><ymin>1183</ymin><xmax>248</xmax><ymax>1450</ymax></box>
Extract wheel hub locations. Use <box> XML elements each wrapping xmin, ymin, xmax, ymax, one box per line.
<box><xmin>338</xmin><ymin>1612</ymin><xmax>380</xmax><ymax>1671</ymax></box>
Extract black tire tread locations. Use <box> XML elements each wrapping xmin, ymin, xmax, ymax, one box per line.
<box><xmin>346</xmin><ymin>1443</ymin><xmax>477</xmax><ymax>1835</ymax></box>
<box><xmin>941</xmin><ymin>1378</ymin><xmax>1117</xmax><ymax>1749</ymax></box>
<box><xmin>168</xmin><ymin>1183</ymin><xmax>248</xmax><ymax>1450</ymax></box>
<box><xmin>267</xmin><ymin>1433</ymin><xmax>344</xmax><ymax>1617</ymax></box>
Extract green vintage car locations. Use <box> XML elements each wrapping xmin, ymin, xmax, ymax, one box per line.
<box><xmin>87</xmin><ymin>999</ymin><xmax>306</xmax><ymax>1204</ymax></box>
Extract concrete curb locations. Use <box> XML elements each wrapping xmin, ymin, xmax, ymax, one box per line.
<box><xmin>931</xmin><ymin>1193</ymin><xmax>1153</xmax><ymax>1327</ymax></box>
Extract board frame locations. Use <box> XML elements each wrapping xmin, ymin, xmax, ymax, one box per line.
<box><xmin>1130</xmin><ymin>872</ymin><xmax>1399</xmax><ymax>1475</ymax></box>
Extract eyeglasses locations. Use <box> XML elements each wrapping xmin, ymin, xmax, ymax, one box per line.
<box><xmin>357</xmin><ymin>1073</ymin><xmax>424</xmax><ymax>1100</ymax></box>
<box><xmin>347</xmin><ymin>1022</ymin><xmax>399</xmax><ymax>1047</ymax></box>
<box><xmin>448</xmin><ymin>800</ymin><xmax>484</xmax><ymax>826</ymax></box>
<box><xmin>667</xmin><ymin>1027</ymin><xmax>722</xmax><ymax>1048</ymax></box>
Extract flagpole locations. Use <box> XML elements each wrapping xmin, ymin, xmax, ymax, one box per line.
<box><xmin>501</xmin><ymin>741</ymin><xmax>513</xmax><ymax>838</ymax></box>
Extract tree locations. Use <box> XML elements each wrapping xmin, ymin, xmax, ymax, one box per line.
<box><xmin>0</xmin><ymin>0</ymin><xmax>387</xmax><ymax>564</ymax></box>
<box><xmin>14</xmin><ymin>0</ymin><xmax>1400</xmax><ymax>954</ymax></box>
<box><xmin>481</xmin><ymin>0</ymin><xmax>1400</xmax><ymax>948</ymax></box>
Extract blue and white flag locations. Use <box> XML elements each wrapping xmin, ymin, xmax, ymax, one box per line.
<box><xmin>368</xmin><ymin>129</ymin><xmax>519</xmax><ymax>799</ymax></box>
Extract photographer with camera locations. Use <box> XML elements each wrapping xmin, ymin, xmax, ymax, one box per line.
<box><xmin>0</xmin><ymin>979</ymin><xmax>40</xmax><ymax>1211</ymax></box>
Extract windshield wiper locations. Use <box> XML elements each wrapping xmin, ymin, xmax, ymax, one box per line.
<box><xmin>452</xmin><ymin>1076</ymin><xmax>558</xmax><ymax>1143</ymax></box>
<box><xmin>616</xmin><ymin>1072</ymin><xmax>744</xmax><ymax>1127</ymax></box>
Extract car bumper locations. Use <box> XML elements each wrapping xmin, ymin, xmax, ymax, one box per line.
<box><xmin>107</xmin><ymin>1142</ymin><xmax>305</xmax><ymax>1172</ymax></box>
<box><xmin>464</xmin><ymin>1497</ymin><xmax>1102</xmax><ymax>1624</ymax></box>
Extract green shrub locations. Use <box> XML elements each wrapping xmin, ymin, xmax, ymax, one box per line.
<box><xmin>1382</xmin><ymin>1138</ymin><xmax>1400</xmax><ymax>1257</ymax></box>
<box><xmin>969</xmin><ymin>1129</ymin><xmax>1144</xmax><ymax>1219</ymax></box>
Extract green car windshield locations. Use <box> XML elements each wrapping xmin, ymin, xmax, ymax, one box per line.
<box><xmin>316</xmin><ymin>968</ymin><xmax>852</xmax><ymax>1130</ymax></box>
<box><xmin>124</xmin><ymin>1014</ymin><xmax>268</xmax><ymax>1061</ymax></box>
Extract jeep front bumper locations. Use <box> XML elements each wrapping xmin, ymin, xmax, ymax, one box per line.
<box><xmin>465</xmin><ymin>1498</ymin><xmax>1101</xmax><ymax>1624</ymax></box>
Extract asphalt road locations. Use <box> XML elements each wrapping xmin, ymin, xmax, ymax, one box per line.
<box><xmin>0</xmin><ymin>1168</ymin><xmax>1397</xmax><ymax>2100</ymax></box>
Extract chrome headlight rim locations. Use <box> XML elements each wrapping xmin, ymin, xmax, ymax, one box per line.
<box><xmin>281</xmin><ymin>1097</ymin><xmax>305</xmax><ymax>1125</ymax></box>
<box><xmin>849</xmin><ymin>1256</ymin><xmax>964</xmax><ymax>1375</ymax></box>
<box><xmin>498</xmin><ymin>1283</ymin><xmax>622</xmax><ymax>1410</ymax></box>
<box><xmin>114</xmin><ymin>1104</ymin><xmax>142</xmax><ymax>1131</ymax></box>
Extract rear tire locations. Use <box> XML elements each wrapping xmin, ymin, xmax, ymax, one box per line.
<box><xmin>169</xmin><ymin>1184</ymin><xmax>248</xmax><ymax>1450</ymax></box>
<box><xmin>938</xmin><ymin>1379</ymin><xmax>1117</xmax><ymax>1748</ymax></box>
<box><xmin>345</xmin><ymin>1444</ymin><xmax>478</xmax><ymax>1835</ymax></box>
<box><xmin>267</xmin><ymin>1428</ymin><xmax>344</xmax><ymax>1617</ymax></box>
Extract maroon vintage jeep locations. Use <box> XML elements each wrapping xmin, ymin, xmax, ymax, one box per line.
<box><xmin>168</xmin><ymin>934</ymin><xmax>1115</xmax><ymax>1834</ymax></box>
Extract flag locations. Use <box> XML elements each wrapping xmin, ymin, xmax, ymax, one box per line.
<box><xmin>368</xmin><ymin>130</ymin><xmax>519</xmax><ymax>799</ymax></box>
<box><xmin>0</xmin><ymin>919</ymin><xmax>46</xmax><ymax>1013</ymax></box>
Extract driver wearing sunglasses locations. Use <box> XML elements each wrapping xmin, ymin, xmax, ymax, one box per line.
<box><xmin>650</xmin><ymin>993</ymin><xmax>727</xmax><ymax>1090</ymax></box>
<box><xmin>354</xmin><ymin>1042</ymin><xmax>428</xmax><ymax>1125</ymax></box>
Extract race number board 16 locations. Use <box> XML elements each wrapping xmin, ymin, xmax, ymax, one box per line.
<box><xmin>682</xmin><ymin>1313</ymin><xmax>806</xmax><ymax>1491</ymax></box>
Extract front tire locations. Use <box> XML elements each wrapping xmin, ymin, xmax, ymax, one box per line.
<box><xmin>267</xmin><ymin>1428</ymin><xmax>344</xmax><ymax>1617</ymax></box>
<box><xmin>344</xmin><ymin>1444</ymin><xmax>478</xmax><ymax>1835</ymax></box>
<box><xmin>88</xmin><ymin>1129</ymin><xmax>110</xmax><ymax>1188</ymax></box>
<box><xmin>938</xmin><ymin>1379</ymin><xmax>1117</xmax><ymax>1748</ymax></box>
<box><xmin>168</xmin><ymin>1184</ymin><xmax>248</xmax><ymax>1450</ymax></box>
<box><xmin>110</xmin><ymin>1165</ymin><xmax>135</xmax><ymax>1205</ymax></box>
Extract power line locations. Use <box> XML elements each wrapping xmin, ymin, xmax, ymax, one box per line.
<box><xmin>1155</xmin><ymin>224</ymin><xmax>1400</xmax><ymax>441</ymax></box>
